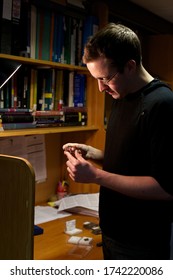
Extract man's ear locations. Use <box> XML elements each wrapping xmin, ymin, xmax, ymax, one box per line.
<box><xmin>126</xmin><ymin>59</ymin><xmax>136</xmax><ymax>73</ymax></box>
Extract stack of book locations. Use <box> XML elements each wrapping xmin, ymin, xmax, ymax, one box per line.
<box><xmin>33</xmin><ymin>107</ymin><xmax>87</xmax><ymax>127</ymax></box>
<box><xmin>0</xmin><ymin>108</ymin><xmax>36</xmax><ymax>130</ymax></box>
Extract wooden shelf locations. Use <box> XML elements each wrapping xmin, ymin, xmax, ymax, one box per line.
<box><xmin>0</xmin><ymin>53</ymin><xmax>88</xmax><ymax>73</ymax></box>
<box><xmin>0</xmin><ymin>125</ymin><xmax>99</xmax><ymax>137</ymax></box>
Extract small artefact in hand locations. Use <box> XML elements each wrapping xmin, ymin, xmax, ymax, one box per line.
<box><xmin>65</xmin><ymin>145</ymin><xmax>86</xmax><ymax>157</ymax></box>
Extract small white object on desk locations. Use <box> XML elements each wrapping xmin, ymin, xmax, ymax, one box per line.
<box><xmin>68</xmin><ymin>236</ymin><xmax>93</xmax><ymax>245</ymax></box>
<box><xmin>64</xmin><ymin>219</ymin><xmax>82</xmax><ymax>235</ymax></box>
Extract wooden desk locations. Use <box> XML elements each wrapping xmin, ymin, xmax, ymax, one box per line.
<box><xmin>34</xmin><ymin>214</ymin><xmax>103</xmax><ymax>260</ymax></box>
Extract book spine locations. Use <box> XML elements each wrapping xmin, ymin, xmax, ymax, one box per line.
<box><xmin>64</xmin><ymin>112</ymin><xmax>87</xmax><ymax>124</ymax></box>
<box><xmin>23</xmin><ymin>68</ymin><xmax>30</xmax><ymax>109</ymax></box>
<box><xmin>19</xmin><ymin>0</ymin><xmax>31</xmax><ymax>57</ymax></box>
<box><xmin>30</xmin><ymin>68</ymin><xmax>37</xmax><ymax>110</ymax></box>
<box><xmin>0</xmin><ymin>88</ymin><xmax>4</xmax><ymax>109</ymax></box>
<box><xmin>11</xmin><ymin>75</ymin><xmax>17</xmax><ymax>108</ymax></box>
<box><xmin>63</xmin><ymin>16</ymin><xmax>72</xmax><ymax>64</ymax></box>
<box><xmin>43</xmin><ymin>69</ymin><xmax>54</xmax><ymax>110</ymax></box>
<box><xmin>43</xmin><ymin>93</ymin><xmax>53</xmax><ymax>111</ymax></box>
<box><xmin>11</xmin><ymin>0</ymin><xmax>21</xmax><ymax>55</ymax></box>
<box><xmin>73</xmin><ymin>73</ymin><xmax>86</xmax><ymax>107</ymax></box>
<box><xmin>0</xmin><ymin>108</ymin><xmax>32</xmax><ymax>112</ymax></box>
<box><xmin>75</xmin><ymin>18</ymin><xmax>83</xmax><ymax>66</ymax></box>
<box><xmin>62</xmin><ymin>106</ymin><xmax>87</xmax><ymax>113</ymax></box>
<box><xmin>0</xmin><ymin>113</ymin><xmax>34</xmax><ymax>123</ymax></box>
<box><xmin>33</xmin><ymin>110</ymin><xmax>63</xmax><ymax>116</ymax></box>
<box><xmin>0</xmin><ymin>0</ymin><xmax>13</xmax><ymax>54</ymax></box>
<box><xmin>2</xmin><ymin>122</ymin><xmax>36</xmax><ymax>130</ymax></box>
<box><xmin>30</xmin><ymin>5</ymin><xmax>37</xmax><ymax>59</ymax></box>
<box><xmin>68</xmin><ymin>71</ymin><xmax>74</xmax><ymax>107</ymax></box>
<box><xmin>54</xmin><ymin>70</ymin><xmax>64</xmax><ymax>110</ymax></box>
<box><xmin>41</xmin><ymin>9</ymin><xmax>51</xmax><ymax>60</ymax></box>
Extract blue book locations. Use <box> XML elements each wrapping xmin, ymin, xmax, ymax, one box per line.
<box><xmin>82</xmin><ymin>15</ymin><xmax>99</xmax><ymax>51</ymax></box>
<box><xmin>73</xmin><ymin>73</ymin><xmax>86</xmax><ymax>107</ymax></box>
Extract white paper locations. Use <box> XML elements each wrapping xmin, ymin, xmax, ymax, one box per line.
<box><xmin>0</xmin><ymin>135</ymin><xmax>47</xmax><ymax>182</ymax></box>
<box><xmin>25</xmin><ymin>135</ymin><xmax>47</xmax><ymax>183</ymax></box>
<box><xmin>34</xmin><ymin>206</ymin><xmax>71</xmax><ymax>225</ymax></box>
<box><xmin>57</xmin><ymin>193</ymin><xmax>99</xmax><ymax>217</ymax></box>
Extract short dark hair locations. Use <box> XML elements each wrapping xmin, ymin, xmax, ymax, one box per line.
<box><xmin>82</xmin><ymin>23</ymin><xmax>142</xmax><ymax>72</ymax></box>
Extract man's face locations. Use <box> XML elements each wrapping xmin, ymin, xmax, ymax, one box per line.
<box><xmin>86</xmin><ymin>57</ymin><xmax>134</xmax><ymax>99</ymax></box>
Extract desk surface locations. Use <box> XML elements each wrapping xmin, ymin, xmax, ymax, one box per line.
<box><xmin>34</xmin><ymin>214</ymin><xmax>103</xmax><ymax>260</ymax></box>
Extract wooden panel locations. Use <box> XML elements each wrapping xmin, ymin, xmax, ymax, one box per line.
<box><xmin>144</xmin><ymin>35</ymin><xmax>173</xmax><ymax>87</ymax></box>
<box><xmin>35</xmin><ymin>133</ymin><xmax>62</xmax><ymax>204</ymax></box>
<box><xmin>0</xmin><ymin>154</ymin><xmax>35</xmax><ymax>259</ymax></box>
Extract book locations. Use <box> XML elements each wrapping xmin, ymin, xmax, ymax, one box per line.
<box><xmin>41</xmin><ymin>9</ymin><xmax>51</xmax><ymax>61</ymax></box>
<box><xmin>2</xmin><ymin>122</ymin><xmax>36</xmax><ymax>130</ymax></box>
<box><xmin>0</xmin><ymin>112</ymin><xmax>34</xmax><ymax>123</ymax></box>
<box><xmin>75</xmin><ymin>18</ymin><xmax>83</xmax><ymax>65</ymax></box>
<box><xmin>30</xmin><ymin>68</ymin><xmax>37</xmax><ymax>110</ymax></box>
<box><xmin>68</xmin><ymin>71</ymin><xmax>74</xmax><ymax>107</ymax></box>
<box><xmin>36</xmin><ymin>69</ymin><xmax>45</xmax><ymax>111</ymax></box>
<box><xmin>43</xmin><ymin>69</ymin><xmax>54</xmax><ymax>111</ymax></box>
<box><xmin>0</xmin><ymin>88</ymin><xmax>4</xmax><ymax>109</ymax></box>
<box><xmin>63</xmin><ymin>15</ymin><xmax>72</xmax><ymax>64</ymax></box>
<box><xmin>30</xmin><ymin>4</ymin><xmax>37</xmax><ymax>59</ymax></box>
<box><xmin>0</xmin><ymin>0</ymin><xmax>13</xmax><ymax>54</ymax></box>
<box><xmin>19</xmin><ymin>0</ymin><xmax>31</xmax><ymax>57</ymax></box>
<box><xmin>54</xmin><ymin>70</ymin><xmax>64</xmax><ymax>110</ymax></box>
<box><xmin>61</xmin><ymin>106</ymin><xmax>87</xmax><ymax>112</ymax></box>
<box><xmin>35</xmin><ymin>8</ymin><xmax>44</xmax><ymax>59</ymax></box>
<box><xmin>52</xmin><ymin>13</ymin><xmax>64</xmax><ymax>62</ymax></box>
<box><xmin>73</xmin><ymin>73</ymin><xmax>86</xmax><ymax>107</ymax></box>
<box><xmin>11</xmin><ymin>0</ymin><xmax>21</xmax><ymax>55</ymax></box>
<box><xmin>64</xmin><ymin>111</ymin><xmax>87</xmax><ymax>126</ymax></box>
<box><xmin>11</xmin><ymin>74</ymin><xmax>17</xmax><ymax>108</ymax></box>
<box><xmin>33</xmin><ymin>109</ymin><xmax>87</xmax><ymax>127</ymax></box>
<box><xmin>33</xmin><ymin>110</ymin><xmax>63</xmax><ymax>116</ymax></box>
<box><xmin>0</xmin><ymin>108</ymin><xmax>32</xmax><ymax>113</ymax></box>
<box><xmin>70</xmin><ymin>18</ymin><xmax>77</xmax><ymax>65</ymax></box>
<box><xmin>82</xmin><ymin>15</ymin><xmax>99</xmax><ymax>56</ymax></box>
<box><xmin>22</xmin><ymin>67</ymin><xmax>31</xmax><ymax>109</ymax></box>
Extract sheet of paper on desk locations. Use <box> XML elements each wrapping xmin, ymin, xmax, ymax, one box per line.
<box><xmin>35</xmin><ymin>206</ymin><xmax>71</xmax><ymax>225</ymax></box>
<box><xmin>57</xmin><ymin>193</ymin><xmax>99</xmax><ymax>218</ymax></box>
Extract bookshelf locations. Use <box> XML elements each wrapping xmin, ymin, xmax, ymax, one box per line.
<box><xmin>0</xmin><ymin>1</ymin><xmax>106</xmax><ymax>204</ymax></box>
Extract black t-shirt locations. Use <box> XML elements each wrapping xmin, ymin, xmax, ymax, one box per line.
<box><xmin>99</xmin><ymin>79</ymin><xmax>173</xmax><ymax>246</ymax></box>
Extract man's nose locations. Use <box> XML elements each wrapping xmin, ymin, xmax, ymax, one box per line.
<box><xmin>98</xmin><ymin>80</ymin><xmax>108</xmax><ymax>92</ymax></box>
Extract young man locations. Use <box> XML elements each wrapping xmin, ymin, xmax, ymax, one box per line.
<box><xmin>63</xmin><ymin>23</ymin><xmax>173</xmax><ymax>259</ymax></box>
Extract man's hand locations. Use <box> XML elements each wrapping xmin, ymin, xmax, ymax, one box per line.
<box><xmin>64</xmin><ymin>149</ymin><xmax>98</xmax><ymax>183</ymax></box>
<box><xmin>63</xmin><ymin>143</ymin><xmax>103</xmax><ymax>160</ymax></box>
